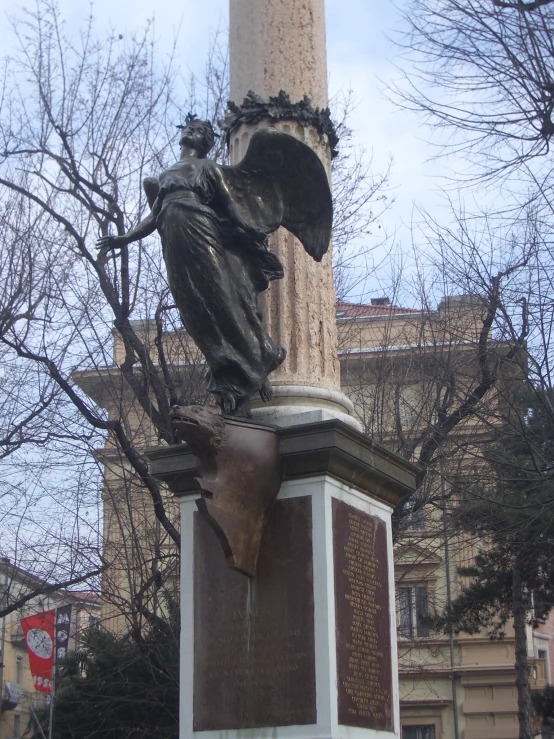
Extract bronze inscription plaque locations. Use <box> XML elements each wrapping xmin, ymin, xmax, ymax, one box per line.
<box><xmin>333</xmin><ymin>498</ymin><xmax>393</xmax><ymax>731</ymax></box>
<box><xmin>194</xmin><ymin>496</ymin><xmax>316</xmax><ymax>730</ymax></box>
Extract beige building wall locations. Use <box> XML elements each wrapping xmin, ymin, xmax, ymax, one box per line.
<box><xmin>338</xmin><ymin>296</ymin><xmax>547</xmax><ymax>739</ymax></box>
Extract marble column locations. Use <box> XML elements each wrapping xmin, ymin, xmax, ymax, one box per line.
<box><xmin>229</xmin><ymin>0</ymin><xmax>329</xmax><ymax>106</ymax></box>
<box><xmin>228</xmin><ymin>0</ymin><xmax>359</xmax><ymax>429</ymax></box>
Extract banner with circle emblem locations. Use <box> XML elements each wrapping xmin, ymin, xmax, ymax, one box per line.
<box><xmin>20</xmin><ymin>609</ymin><xmax>56</xmax><ymax>694</ymax></box>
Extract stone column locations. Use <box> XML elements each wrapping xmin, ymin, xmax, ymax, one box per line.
<box><xmin>229</xmin><ymin>0</ymin><xmax>329</xmax><ymax>106</ymax></box>
<box><xmin>228</xmin><ymin>0</ymin><xmax>358</xmax><ymax>429</ymax></box>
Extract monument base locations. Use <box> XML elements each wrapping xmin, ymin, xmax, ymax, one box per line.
<box><xmin>249</xmin><ymin>384</ymin><xmax>363</xmax><ymax>432</ymax></box>
<box><xmin>147</xmin><ymin>420</ymin><xmax>419</xmax><ymax>739</ymax></box>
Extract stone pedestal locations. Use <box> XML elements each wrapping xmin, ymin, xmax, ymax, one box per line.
<box><xmin>148</xmin><ymin>420</ymin><xmax>419</xmax><ymax>739</ymax></box>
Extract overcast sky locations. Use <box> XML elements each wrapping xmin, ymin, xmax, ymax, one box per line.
<box><xmin>0</xmin><ymin>0</ymin><xmax>463</xmax><ymax>299</ymax></box>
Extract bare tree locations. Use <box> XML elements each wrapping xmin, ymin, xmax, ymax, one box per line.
<box><xmin>342</xmin><ymin>207</ymin><xmax>532</xmax><ymax>478</ymax></box>
<box><xmin>0</xmin><ymin>0</ymin><xmax>199</xmax><ymax>626</ymax></box>
<box><xmin>390</xmin><ymin>0</ymin><xmax>554</xmax><ymax>183</ymax></box>
<box><xmin>338</xmin><ymin>201</ymin><xmax>554</xmax><ymax>739</ymax></box>
<box><xmin>493</xmin><ymin>0</ymin><xmax>554</xmax><ymax>11</ymax></box>
<box><xmin>0</xmin><ymin>0</ymin><xmax>393</xmax><ymax>632</ymax></box>
<box><xmin>330</xmin><ymin>90</ymin><xmax>394</xmax><ymax>300</ymax></box>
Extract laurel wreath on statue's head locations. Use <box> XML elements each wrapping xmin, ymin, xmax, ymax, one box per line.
<box><xmin>177</xmin><ymin>113</ymin><xmax>220</xmax><ymax>138</ymax></box>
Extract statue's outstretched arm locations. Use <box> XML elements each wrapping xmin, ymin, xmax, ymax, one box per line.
<box><xmin>97</xmin><ymin>210</ymin><xmax>157</xmax><ymax>257</ymax></box>
<box><xmin>119</xmin><ymin>210</ymin><xmax>157</xmax><ymax>244</ymax></box>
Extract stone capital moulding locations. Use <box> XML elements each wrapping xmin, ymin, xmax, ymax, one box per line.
<box><xmin>248</xmin><ymin>384</ymin><xmax>363</xmax><ymax>432</ymax></box>
<box><xmin>221</xmin><ymin>90</ymin><xmax>339</xmax><ymax>158</ymax></box>
<box><xmin>147</xmin><ymin>418</ymin><xmax>420</xmax><ymax>509</ymax></box>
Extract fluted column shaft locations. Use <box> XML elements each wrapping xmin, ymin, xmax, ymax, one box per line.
<box><xmin>229</xmin><ymin>0</ymin><xmax>342</xmax><ymax>399</ymax></box>
<box><xmin>229</xmin><ymin>0</ymin><xmax>328</xmax><ymax>107</ymax></box>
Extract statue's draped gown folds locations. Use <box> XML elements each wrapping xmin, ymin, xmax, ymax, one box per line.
<box><xmin>99</xmin><ymin>124</ymin><xmax>332</xmax><ymax>415</ymax></box>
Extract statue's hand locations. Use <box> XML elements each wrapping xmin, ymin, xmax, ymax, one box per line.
<box><xmin>96</xmin><ymin>235</ymin><xmax>126</xmax><ymax>258</ymax></box>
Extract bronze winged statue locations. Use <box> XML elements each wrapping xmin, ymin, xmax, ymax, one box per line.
<box><xmin>97</xmin><ymin>118</ymin><xmax>333</xmax><ymax>416</ymax></box>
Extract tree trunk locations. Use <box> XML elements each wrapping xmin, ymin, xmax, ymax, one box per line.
<box><xmin>513</xmin><ymin>558</ymin><xmax>534</xmax><ymax>739</ymax></box>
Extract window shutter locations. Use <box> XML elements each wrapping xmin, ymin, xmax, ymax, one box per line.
<box><xmin>415</xmin><ymin>586</ymin><xmax>430</xmax><ymax>637</ymax></box>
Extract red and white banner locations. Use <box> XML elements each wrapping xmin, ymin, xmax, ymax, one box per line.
<box><xmin>20</xmin><ymin>609</ymin><xmax>55</xmax><ymax>694</ymax></box>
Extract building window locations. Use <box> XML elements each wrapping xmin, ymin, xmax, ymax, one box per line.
<box><xmin>538</xmin><ymin>648</ymin><xmax>551</xmax><ymax>684</ymax></box>
<box><xmin>403</xmin><ymin>494</ymin><xmax>426</xmax><ymax>531</ymax></box>
<box><xmin>13</xmin><ymin>714</ymin><xmax>21</xmax><ymax>738</ymax></box>
<box><xmin>533</xmin><ymin>589</ymin><xmax>545</xmax><ymax>619</ymax></box>
<box><xmin>15</xmin><ymin>654</ymin><xmax>23</xmax><ymax>684</ymax></box>
<box><xmin>398</xmin><ymin>585</ymin><xmax>430</xmax><ymax>638</ymax></box>
<box><xmin>88</xmin><ymin>615</ymin><xmax>100</xmax><ymax>629</ymax></box>
<box><xmin>403</xmin><ymin>725</ymin><xmax>435</xmax><ymax>739</ymax></box>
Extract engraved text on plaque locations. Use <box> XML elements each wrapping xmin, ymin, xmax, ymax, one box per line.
<box><xmin>194</xmin><ymin>496</ymin><xmax>316</xmax><ymax>730</ymax></box>
<box><xmin>333</xmin><ymin>498</ymin><xmax>393</xmax><ymax>731</ymax></box>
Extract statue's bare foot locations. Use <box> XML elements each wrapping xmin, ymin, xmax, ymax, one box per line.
<box><xmin>259</xmin><ymin>378</ymin><xmax>273</xmax><ymax>403</ymax></box>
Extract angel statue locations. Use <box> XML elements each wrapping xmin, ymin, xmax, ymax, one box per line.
<box><xmin>97</xmin><ymin>116</ymin><xmax>332</xmax><ymax>416</ymax></box>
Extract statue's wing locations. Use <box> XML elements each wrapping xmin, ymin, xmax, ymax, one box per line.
<box><xmin>221</xmin><ymin>128</ymin><xmax>332</xmax><ymax>261</ymax></box>
<box><xmin>143</xmin><ymin>177</ymin><xmax>160</xmax><ymax>209</ymax></box>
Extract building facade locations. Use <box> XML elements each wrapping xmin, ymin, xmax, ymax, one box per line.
<box><xmin>0</xmin><ymin>559</ymin><xmax>100</xmax><ymax>739</ymax></box>
<box><xmin>338</xmin><ymin>296</ymin><xmax>549</xmax><ymax>739</ymax></box>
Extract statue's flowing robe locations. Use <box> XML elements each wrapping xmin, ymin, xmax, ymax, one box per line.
<box><xmin>156</xmin><ymin>161</ymin><xmax>285</xmax><ymax>410</ymax></box>
<box><xmin>154</xmin><ymin>128</ymin><xmax>332</xmax><ymax>412</ymax></box>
